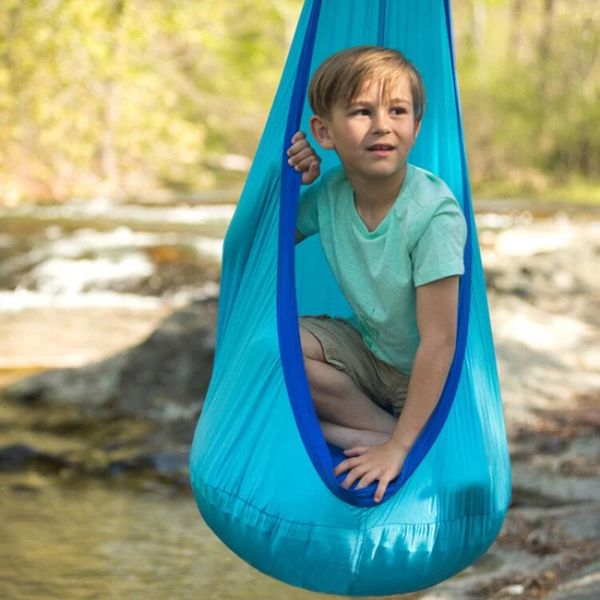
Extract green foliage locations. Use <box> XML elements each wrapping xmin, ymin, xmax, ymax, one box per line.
<box><xmin>0</xmin><ymin>0</ymin><xmax>300</xmax><ymax>202</ymax></box>
<box><xmin>0</xmin><ymin>0</ymin><xmax>598</xmax><ymax>202</ymax></box>
<box><xmin>454</xmin><ymin>0</ymin><xmax>599</xmax><ymax>198</ymax></box>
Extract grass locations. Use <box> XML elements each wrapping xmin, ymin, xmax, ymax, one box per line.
<box><xmin>472</xmin><ymin>177</ymin><xmax>600</xmax><ymax>206</ymax></box>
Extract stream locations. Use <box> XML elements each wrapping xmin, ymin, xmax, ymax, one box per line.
<box><xmin>1</xmin><ymin>194</ymin><xmax>598</xmax><ymax>599</ymax></box>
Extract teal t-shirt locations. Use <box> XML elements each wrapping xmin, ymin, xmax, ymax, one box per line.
<box><xmin>296</xmin><ymin>163</ymin><xmax>467</xmax><ymax>374</ymax></box>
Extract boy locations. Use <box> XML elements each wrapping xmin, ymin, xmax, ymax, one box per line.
<box><xmin>287</xmin><ymin>46</ymin><xmax>467</xmax><ymax>503</ymax></box>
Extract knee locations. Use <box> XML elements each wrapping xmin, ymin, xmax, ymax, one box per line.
<box><xmin>299</xmin><ymin>327</ymin><xmax>325</xmax><ymax>362</ymax></box>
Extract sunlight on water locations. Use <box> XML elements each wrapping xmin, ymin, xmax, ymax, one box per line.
<box><xmin>0</xmin><ymin>475</ymin><xmax>344</xmax><ymax>600</ymax></box>
<box><xmin>0</xmin><ymin>200</ymin><xmax>228</xmax><ymax>312</ymax></box>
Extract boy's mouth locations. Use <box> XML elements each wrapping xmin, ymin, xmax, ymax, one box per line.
<box><xmin>367</xmin><ymin>144</ymin><xmax>396</xmax><ymax>156</ymax></box>
<box><xmin>367</xmin><ymin>144</ymin><xmax>396</xmax><ymax>151</ymax></box>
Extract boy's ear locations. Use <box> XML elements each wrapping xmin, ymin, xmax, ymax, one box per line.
<box><xmin>414</xmin><ymin>118</ymin><xmax>422</xmax><ymax>140</ymax></box>
<box><xmin>309</xmin><ymin>115</ymin><xmax>336</xmax><ymax>150</ymax></box>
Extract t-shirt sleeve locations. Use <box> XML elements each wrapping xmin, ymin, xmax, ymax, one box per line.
<box><xmin>296</xmin><ymin>183</ymin><xmax>320</xmax><ymax>238</ymax></box>
<box><xmin>411</xmin><ymin>197</ymin><xmax>467</xmax><ymax>286</ymax></box>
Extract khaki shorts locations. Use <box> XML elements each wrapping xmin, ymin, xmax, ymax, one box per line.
<box><xmin>299</xmin><ymin>315</ymin><xmax>410</xmax><ymax>417</ymax></box>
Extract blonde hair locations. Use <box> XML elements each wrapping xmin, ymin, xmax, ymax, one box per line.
<box><xmin>308</xmin><ymin>45</ymin><xmax>425</xmax><ymax>122</ymax></box>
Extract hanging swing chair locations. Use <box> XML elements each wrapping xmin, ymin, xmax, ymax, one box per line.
<box><xmin>189</xmin><ymin>0</ymin><xmax>511</xmax><ymax>595</ymax></box>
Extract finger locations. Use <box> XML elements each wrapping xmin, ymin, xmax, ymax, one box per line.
<box><xmin>374</xmin><ymin>478</ymin><xmax>390</xmax><ymax>503</ymax></box>
<box><xmin>334</xmin><ymin>456</ymin><xmax>361</xmax><ymax>476</ymax></box>
<box><xmin>291</xmin><ymin>156</ymin><xmax>314</xmax><ymax>171</ymax></box>
<box><xmin>287</xmin><ymin>140</ymin><xmax>308</xmax><ymax>156</ymax></box>
<box><xmin>334</xmin><ymin>459</ymin><xmax>354</xmax><ymax>476</ymax></box>
<box><xmin>294</xmin><ymin>156</ymin><xmax>319</xmax><ymax>172</ymax></box>
<box><xmin>288</xmin><ymin>146</ymin><xmax>315</xmax><ymax>163</ymax></box>
<box><xmin>341</xmin><ymin>465</ymin><xmax>370</xmax><ymax>489</ymax></box>
<box><xmin>287</xmin><ymin>157</ymin><xmax>304</xmax><ymax>172</ymax></box>
<box><xmin>355</xmin><ymin>471</ymin><xmax>380</xmax><ymax>490</ymax></box>
<box><xmin>302</xmin><ymin>165</ymin><xmax>319</xmax><ymax>184</ymax></box>
<box><xmin>291</xmin><ymin>131</ymin><xmax>306</xmax><ymax>144</ymax></box>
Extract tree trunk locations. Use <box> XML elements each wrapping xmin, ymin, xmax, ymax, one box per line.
<box><xmin>508</xmin><ymin>0</ymin><xmax>525</xmax><ymax>62</ymax></box>
<box><xmin>472</xmin><ymin>0</ymin><xmax>487</xmax><ymax>55</ymax></box>
<box><xmin>100</xmin><ymin>81</ymin><xmax>121</xmax><ymax>197</ymax></box>
<box><xmin>538</xmin><ymin>0</ymin><xmax>555</xmax><ymax>96</ymax></box>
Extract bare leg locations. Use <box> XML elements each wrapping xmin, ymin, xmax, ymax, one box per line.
<box><xmin>300</xmin><ymin>328</ymin><xmax>397</xmax><ymax>446</ymax></box>
<box><xmin>320</xmin><ymin>420</ymin><xmax>391</xmax><ymax>450</ymax></box>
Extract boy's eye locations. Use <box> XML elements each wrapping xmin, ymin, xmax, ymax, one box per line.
<box><xmin>351</xmin><ymin>107</ymin><xmax>408</xmax><ymax>116</ymax></box>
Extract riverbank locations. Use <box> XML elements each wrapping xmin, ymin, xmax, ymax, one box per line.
<box><xmin>1</xmin><ymin>211</ymin><xmax>598</xmax><ymax>599</ymax></box>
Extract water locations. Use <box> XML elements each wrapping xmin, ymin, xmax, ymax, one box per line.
<box><xmin>1</xmin><ymin>469</ymin><xmax>509</xmax><ymax>599</ymax></box>
<box><xmin>1</xmin><ymin>474</ymin><xmax>343</xmax><ymax>600</ymax></box>
<box><xmin>0</xmin><ymin>195</ymin><xmax>334</xmax><ymax>599</ymax></box>
<box><xmin>0</xmin><ymin>196</ymin><xmax>234</xmax><ymax>311</ymax></box>
<box><xmin>2</xmin><ymin>193</ymin><xmax>588</xmax><ymax>313</ymax></box>
<box><xmin>2</xmin><ymin>197</ymin><xmax>593</xmax><ymax>599</ymax></box>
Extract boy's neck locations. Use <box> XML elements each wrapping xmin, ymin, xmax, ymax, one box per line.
<box><xmin>347</xmin><ymin>163</ymin><xmax>408</xmax><ymax>219</ymax></box>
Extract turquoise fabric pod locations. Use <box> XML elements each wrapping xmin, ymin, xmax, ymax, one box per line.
<box><xmin>189</xmin><ymin>0</ymin><xmax>511</xmax><ymax>595</ymax></box>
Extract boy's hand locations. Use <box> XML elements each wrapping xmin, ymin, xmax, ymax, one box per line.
<box><xmin>287</xmin><ymin>131</ymin><xmax>321</xmax><ymax>185</ymax></box>
<box><xmin>334</xmin><ymin>441</ymin><xmax>407</xmax><ymax>503</ymax></box>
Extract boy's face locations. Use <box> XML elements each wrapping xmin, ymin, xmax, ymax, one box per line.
<box><xmin>310</xmin><ymin>74</ymin><xmax>421</xmax><ymax>181</ymax></box>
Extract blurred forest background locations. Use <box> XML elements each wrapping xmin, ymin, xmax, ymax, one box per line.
<box><xmin>1</xmin><ymin>0</ymin><xmax>598</xmax><ymax>205</ymax></box>
<box><xmin>1</xmin><ymin>3</ymin><xmax>599</xmax><ymax>598</ymax></box>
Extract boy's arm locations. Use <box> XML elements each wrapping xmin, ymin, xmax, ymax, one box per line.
<box><xmin>290</xmin><ymin>130</ymin><xmax>320</xmax><ymax>244</ymax></box>
<box><xmin>334</xmin><ymin>275</ymin><xmax>459</xmax><ymax>502</ymax></box>
<box><xmin>387</xmin><ymin>274</ymin><xmax>459</xmax><ymax>449</ymax></box>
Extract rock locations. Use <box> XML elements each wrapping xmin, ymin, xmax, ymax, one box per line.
<box><xmin>556</xmin><ymin>508</ymin><xmax>600</xmax><ymax>543</ymax></box>
<box><xmin>5</xmin><ymin>298</ymin><xmax>217</xmax><ymax>421</ymax></box>
<box><xmin>1</xmin><ymin>299</ymin><xmax>217</xmax><ymax>484</ymax></box>
<box><xmin>0</xmin><ymin>443</ymin><xmax>72</xmax><ymax>473</ymax></box>
<box><xmin>116</xmin><ymin>299</ymin><xmax>216</xmax><ymax>419</ymax></box>
<box><xmin>5</xmin><ymin>353</ymin><xmax>127</xmax><ymax>407</ymax></box>
<box><xmin>512</xmin><ymin>462</ymin><xmax>600</xmax><ymax>506</ymax></box>
<box><xmin>544</xmin><ymin>560</ymin><xmax>600</xmax><ymax>600</ymax></box>
<box><xmin>107</xmin><ymin>450</ymin><xmax>190</xmax><ymax>486</ymax></box>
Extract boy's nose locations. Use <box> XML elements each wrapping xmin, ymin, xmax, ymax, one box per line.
<box><xmin>371</xmin><ymin>110</ymin><xmax>391</xmax><ymax>133</ymax></box>
<box><xmin>372</xmin><ymin>124</ymin><xmax>391</xmax><ymax>134</ymax></box>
